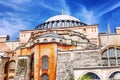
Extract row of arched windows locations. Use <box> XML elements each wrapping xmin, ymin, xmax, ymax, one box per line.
<box><xmin>79</xmin><ymin>71</ymin><xmax>120</xmax><ymax>80</ymax></box>
<box><xmin>35</xmin><ymin>20</ymin><xmax>87</xmax><ymax>30</ymax></box>
<box><xmin>43</xmin><ymin>38</ymin><xmax>63</xmax><ymax>43</ymax></box>
<box><xmin>101</xmin><ymin>47</ymin><xmax>120</xmax><ymax>66</ymax></box>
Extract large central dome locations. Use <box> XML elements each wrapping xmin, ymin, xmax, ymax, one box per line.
<box><xmin>35</xmin><ymin>14</ymin><xmax>87</xmax><ymax>30</ymax></box>
<box><xmin>45</xmin><ymin>15</ymin><xmax>80</xmax><ymax>22</ymax></box>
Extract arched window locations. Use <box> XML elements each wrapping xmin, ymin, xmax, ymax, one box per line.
<box><xmin>8</xmin><ymin>76</ymin><xmax>14</xmax><ymax>80</ymax></box>
<box><xmin>43</xmin><ymin>39</ymin><xmax>48</xmax><ymax>42</ymax></box>
<box><xmin>109</xmin><ymin>71</ymin><xmax>120</xmax><ymax>79</ymax></box>
<box><xmin>101</xmin><ymin>47</ymin><xmax>120</xmax><ymax>66</ymax></box>
<box><xmin>9</xmin><ymin>61</ymin><xmax>15</xmax><ymax>72</ymax></box>
<box><xmin>51</xmin><ymin>38</ymin><xmax>56</xmax><ymax>42</ymax></box>
<box><xmin>42</xmin><ymin>56</ymin><xmax>48</xmax><ymax>70</ymax></box>
<box><xmin>42</xmin><ymin>74</ymin><xmax>49</xmax><ymax>80</ymax></box>
<box><xmin>59</xmin><ymin>40</ymin><xmax>63</xmax><ymax>43</ymax></box>
<box><xmin>79</xmin><ymin>72</ymin><xmax>100</xmax><ymax>80</ymax></box>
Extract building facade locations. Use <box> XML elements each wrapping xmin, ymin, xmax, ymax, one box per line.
<box><xmin>0</xmin><ymin>14</ymin><xmax>120</xmax><ymax>80</ymax></box>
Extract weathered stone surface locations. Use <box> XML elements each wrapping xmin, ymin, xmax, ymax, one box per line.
<box><xmin>15</xmin><ymin>56</ymin><xmax>31</xmax><ymax>80</ymax></box>
<box><xmin>56</xmin><ymin>50</ymin><xmax>100</xmax><ymax>80</ymax></box>
<box><xmin>56</xmin><ymin>51</ymin><xmax>73</xmax><ymax>80</ymax></box>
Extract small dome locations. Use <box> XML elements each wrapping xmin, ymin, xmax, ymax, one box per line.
<box><xmin>45</xmin><ymin>15</ymin><xmax>80</xmax><ymax>22</ymax></box>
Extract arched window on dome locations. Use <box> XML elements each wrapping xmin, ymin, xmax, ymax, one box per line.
<box><xmin>62</xmin><ymin>21</ymin><xmax>65</xmax><ymax>27</ymax></box>
<box><xmin>48</xmin><ymin>22</ymin><xmax>52</xmax><ymax>28</ymax></box>
<box><xmin>41</xmin><ymin>74</ymin><xmax>49</xmax><ymax>80</ymax></box>
<box><xmin>78</xmin><ymin>22</ymin><xmax>81</xmax><ymax>26</ymax></box>
<box><xmin>66</xmin><ymin>20</ymin><xmax>70</xmax><ymax>27</ymax></box>
<box><xmin>101</xmin><ymin>47</ymin><xmax>120</xmax><ymax>66</ymax></box>
<box><xmin>40</xmin><ymin>24</ymin><xmax>44</xmax><ymax>29</ymax></box>
<box><xmin>44</xmin><ymin>23</ymin><xmax>48</xmax><ymax>29</ymax></box>
<box><xmin>52</xmin><ymin>21</ymin><xmax>56</xmax><ymax>28</ymax></box>
<box><xmin>42</xmin><ymin>56</ymin><xmax>49</xmax><ymax>70</ymax></box>
<box><xmin>59</xmin><ymin>20</ymin><xmax>62</xmax><ymax>27</ymax></box>
<box><xmin>64</xmin><ymin>21</ymin><xmax>67</xmax><ymax>27</ymax></box>
<box><xmin>74</xmin><ymin>21</ymin><xmax>77</xmax><ymax>26</ymax></box>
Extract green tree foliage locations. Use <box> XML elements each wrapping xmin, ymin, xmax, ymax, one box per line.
<box><xmin>78</xmin><ymin>74</ymin><xmax>93</xmax><ymax>80</ymax></box>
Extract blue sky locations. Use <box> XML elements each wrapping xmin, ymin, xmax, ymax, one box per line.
<box><xmin>0</xmin><ymin>0</ymin><xmax>120</xmax><ymax>40</ymax></box>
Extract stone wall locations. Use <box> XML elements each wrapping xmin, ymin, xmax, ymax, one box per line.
<box><xmin>56</xmin><ymin>51</ymin><xmax>73</xmax><ymax>80</ymax></box>
<box><xmin>99</xmin><ymin>34</ymin><xmax>120</xmax><ymax>46</ymax></box>
<box><xmin>15</xmin><ymin>56</ymin><xmax>31</xmax><ymax>80</ymax></box>
<box><xmin>0</xmin><ymin>57</ymin><xmax>9</xmax><ymax>80</ymax></box>
<box><xmin>56</xmin><ymin>50</ymin><xmax>100</xmax><ymax>80</ymax></box>
<box><xmin>73</xmin><ymin>50</ymin><xmax>100</xmax><ymax>68</ymax></box>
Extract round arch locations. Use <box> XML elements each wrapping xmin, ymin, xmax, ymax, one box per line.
<box><xmin>8</xmin><ymin>76</ymin><xmax>14</xmax><ymax>80</ymax></box>
<box><xmin>108</xmin><ymin>71</ymin><xmax>120</xmax><ymax>79</ymax></box>
<box><xmin>41</xmin><ymin>74</ymin><xmax>49</xmax><ymax>80</ymax></box>
<box><xmin>100</xmin><ymin>45</ymin><xmax>120</xmax><ymax>54</ymax></box>
<box><xmin>9</xmin><ymin>60</ymin><xmax>16</xmax><ymax>72</ymax></box>
<box><xmin>100</xmin><ymin>46</ymin><xmax>120</xmax><ymax>66</ymax></box>
<box><xmin>78</xmin><ymin>72</ymin><xmax>101</xmax><ymax>80</ymax></box>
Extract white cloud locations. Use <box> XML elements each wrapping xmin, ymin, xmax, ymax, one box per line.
<box><xmin>76</xmin><ymin>5</ymin><xmax>99</xmax><ymax>24</ymax></box>
<box><xmin>75</xmin><ymin>1</ymin><xmax>120</xmax><ymax>25</ymax></box>
<box><xmin>38</xmin><ymin>0</ymin><xmax>71</xmax><ymax>15</ymax></box>
<box><xmin>0</xmin><ymin>0</ymin><xmax>32</xmax><ymax>11</ymax></box>
<box><xmin>97</xmin><ymin>2</ymin><xmax>120</xmax><ymax>16</ymax></box>
<box><xmin>0</xmin><ymin>13</ymin><xmax>31</xmax><ymax>39</ymax></box>
<box><xmin>0</xmin><ymin>1</ymin><xmax>19</xmax><ymax>10</ymax></box>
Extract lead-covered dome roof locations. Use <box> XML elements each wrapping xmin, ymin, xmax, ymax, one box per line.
<box><xmin>45</xmin><ymin>15</ymin><xmax>80</xmax><ymax>22</ymax></box>
<box><xmin>35</xmin><ymin>15</ymin><xmax>87</xmax><ymax>30</ymax></box>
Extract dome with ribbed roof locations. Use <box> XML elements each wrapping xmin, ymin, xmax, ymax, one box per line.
<box><xmin>35</xmin><ymin>14</ymin><xmax>87</xmax><ymax>30</ymax></box>
<box><xmin>45</xmin><ymin>15</ymin><xmax>80</xmax><ymax>22</ymax></box>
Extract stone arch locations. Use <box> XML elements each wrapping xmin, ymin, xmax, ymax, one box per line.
<box><xmin>108</xmin><ymin>71</ymin><xmax>120</xmax><ymax>79</ymax></box>
<box><xmin>78</xmin><ymin>71</ymin><xmax>101</xmax><ymax>80</ymax></box>
<box><xmin>100</xmin><ymin>46</ymin><xmax>120</xmax><ymax>66</ymax></box>
<box><xmin>8</xmin><ymin>76</ymin><xmax>14</xmax><ymax>80</ymax></box>
<box><xmin>100</xmin><ymin>45</ymin><xmax>120</xmax><ymax>54</ymax></box>
<box><xmin>9</xmin><ymin>60</ymin><xmax>16</xmax><ymax>72</ymax></box>
<box><xmin>41</xmin><ymin>74</ymin><xmax>49</xmax><ymax>80</ymax></box>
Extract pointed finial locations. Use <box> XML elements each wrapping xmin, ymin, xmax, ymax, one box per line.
<box><xmin>108</xmin><ymin>23</ymin><xmax>111</xmax><ymax>34</ymax></box>
<box><xmin>62</xmin><ymin>9</ymin><xmax>64</xmax><ymax>15</ymax></box>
